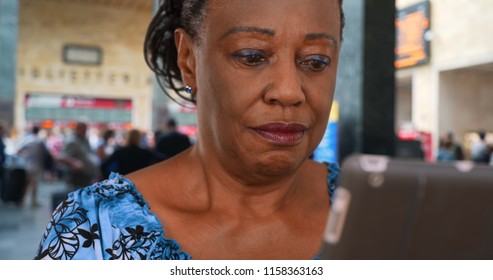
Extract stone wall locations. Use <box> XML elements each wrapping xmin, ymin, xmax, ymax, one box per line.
<box><xmin>16</xmin><ymin>0</ymin><xmax>154</xmax><ymax>130</ymax></box>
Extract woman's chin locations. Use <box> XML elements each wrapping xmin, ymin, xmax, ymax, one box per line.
<box><xmin>253</xmin><ymin>152</ymin><xmax>305</xmax><ymax>177</ymax></box>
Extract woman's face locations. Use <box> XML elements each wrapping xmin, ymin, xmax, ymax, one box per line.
<box><xmin>189</xmin><ymin>0</ymin><xmax>341</xmax><ymax>179</ymax></box>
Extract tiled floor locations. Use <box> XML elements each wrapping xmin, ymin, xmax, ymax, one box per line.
<box><xmin>0</xmin><ymin>180</ymin><xmax>68</xmax><ymax>260</ymax></box>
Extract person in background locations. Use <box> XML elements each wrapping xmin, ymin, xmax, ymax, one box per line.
<box><xmin>0</xmin><ymin>122</ymin><xmax>6</xmax><ymax>196</ymax></box>
<box><xmin>17</xmin><ymin>126</ymin><xmax>51</xmax><ymax>207</ymax></box>
<box><xmin>45</xmin><ymin>127</ymin><xmax>66</xmax><ymax>180</ymax></box>
<box><xmin>35</xmin><ymin>0</ymin><xmax>344</xmax><ymax>260</ymax></box>
<box><xmin>58</xmin><ymin>122</ymin><xmax>100</xmax><ymax>189</ymax></box>
<box><xmin>436</xmin><ymin>131</ymin><xmax>463</xmax><ymax>162</ymax></box>
<box><xmin>436</xmin><ymin>137</ymin><xmax>455</xmax><ymax>162</ymax></box>
<box><xmin>4</xmin><ymin>126</ymin><xmax>20</xmax><ymax>158</ymax></box>
<box><xmin>446</xmin><ymin>131</ymin><xmax>464</xmax><ymax>160</ymax></box>
<box><xmin>471</xmin><ymin>130</ymin><xmax>489</xmax><ymax>164</ymax></box>
<box><xmin>100</xmin><ymin>129</ymin><xmax>165</xmax><ymax>178</ymax></box>
<box><xmin>96</xmin><ymin>129</ymin><xmax>116</xmax><ymax>162</ymax></box>
<box><xmin>489</xmin><ymin>144</ymin><xmax>493</xmax><ymax>167</ymax></box>
<box><xmin>153</xmin><ymin>129</ymin><xmax>163</xmax><ymax>148</ymax></box>
<box><xmin>155</xmin><ymin>118</ymin><xmax>192</xmax><ymax>159</ymax></box>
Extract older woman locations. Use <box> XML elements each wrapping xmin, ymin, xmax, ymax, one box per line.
<box><xmin>35</xmin><ymin>0</ymin><xmax>344</xmax><ymax>260</ymax></box>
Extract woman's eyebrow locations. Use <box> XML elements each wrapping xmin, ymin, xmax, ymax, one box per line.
<box><xmin>305</xmin><ymin>33</ymin><xmax>338</xmax><ymax>48</ymax></box>
<box><xmin>220</xmin><ymin>26</ymin><xmax>275</xmax><ymax>40</ymax></box>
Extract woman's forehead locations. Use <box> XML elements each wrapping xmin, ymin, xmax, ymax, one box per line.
<box><xmin>204</xmin><ymin>0</ymin><xmax>341</xmax><ymax>37</ymax></box>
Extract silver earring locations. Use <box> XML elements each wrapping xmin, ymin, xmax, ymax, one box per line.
<box><xmin>185</xmin><ymin>85</ymin><xmax>192</xmax><ymax>94</ymax></box>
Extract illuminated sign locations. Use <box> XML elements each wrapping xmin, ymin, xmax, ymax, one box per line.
<box><xmin>25</xmin><ymin>94</ymin><xmax>132</xmax><ymax>110</ymax></box>
<box><xmin>395</xmin><ymin>1</ymin><xmax>431</xmax><ymax>69</ymax></box>
<box><xmin>314</xmin><ymin>101</ymin><xmax>339</xmax><ymax>163</ymax></box>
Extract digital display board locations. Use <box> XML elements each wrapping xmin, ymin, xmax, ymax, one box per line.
<box><xmin>395</xmin><ymin>1</ymin><xmax>431</xmax><ymax>69</ymax></box>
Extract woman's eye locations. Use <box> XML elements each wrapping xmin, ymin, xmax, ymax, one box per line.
<box><xmin>233</xmin><ymin>50</ymin><xmax>267</xmax><ymax>66</ymax></box>
<box><xmin>300</xmin><ymin>55</ymin><xmax>331</xmax><ymax>72</ymax></box>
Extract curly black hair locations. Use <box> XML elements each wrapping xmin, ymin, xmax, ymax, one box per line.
<box><xmin>144</xmin><ymin>0</ymin><xmax>345</xmax><ymax>105</ymax></box>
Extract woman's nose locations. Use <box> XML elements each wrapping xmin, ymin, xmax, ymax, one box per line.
<box><xmin>263</xmin><ymin>61</ymin><xmax>306</xmax><ymax>106</ymax></box>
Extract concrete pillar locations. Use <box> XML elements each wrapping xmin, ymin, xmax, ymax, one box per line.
<box><xmin>0</xmin><ymin>0</ymin><xmax>19</xmax><ymax>126</ymax></box>
<box><xmin>336</xmin><ymin>0</ymin><xmax>396</xmax><ymax>162</ymax></box>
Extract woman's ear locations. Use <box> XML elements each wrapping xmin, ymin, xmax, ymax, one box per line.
<box><xmin>175</xmin><ymin>28</ymin><xmax>197</xmax><ymax>91</ymax></box>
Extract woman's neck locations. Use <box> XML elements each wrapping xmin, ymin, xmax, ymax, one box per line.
<box><xmin>189</xmin><ymin>144</ymin><xmax>304</xmax><ymax>219</ymax></box>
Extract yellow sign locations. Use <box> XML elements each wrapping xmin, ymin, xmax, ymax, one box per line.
<box><xmin>329</xmin><ymin>100</ymin><xmax>339</xmax><ymax>122</ymax></box>
<box><xmin>395</xmin><ymin>1</ymin><xmax>431</xmax><ymax>69</ymax></box>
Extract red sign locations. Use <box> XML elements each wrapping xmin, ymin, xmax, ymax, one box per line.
<box><xmin>418</xmin><ymin>131</ymin><xmax>433</xmax><ymax>162</ymax></box>
<box><xmin>61</xmin><ymin>97</ymin><xmax>131</xmax><ymax>110</ymax></box>
<box><xmin>25</xmin><ymin>94</ymin><xmax>132</xmax><ymax>110</ymax></box>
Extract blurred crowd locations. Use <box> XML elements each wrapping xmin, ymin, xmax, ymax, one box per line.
<box><xmin>0</xmin><ymin>119</ymin><xmax>192</xmax><ymax>207</ymax></box>
<box><xmin>437</xmin><ymin>130</ymin><xmax>493</xmax><ymax>165</ymax></box>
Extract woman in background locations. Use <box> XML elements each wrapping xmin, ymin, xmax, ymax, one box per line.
<box><xmin>100</xmin><ymin>129</ymin><xmax>164</xmax><ymax>178</ymax></box>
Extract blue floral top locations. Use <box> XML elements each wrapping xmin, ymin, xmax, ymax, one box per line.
<box><xmin>35</xmin><ymin>162</ymin><xmax>339</xmax><ymax>260</ymax></box>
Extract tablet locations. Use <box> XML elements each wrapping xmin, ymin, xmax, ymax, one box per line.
<box><xmin>320</xmin><ymin>154</ymin><xmax>493</xmax><ymax>259</ymax></box>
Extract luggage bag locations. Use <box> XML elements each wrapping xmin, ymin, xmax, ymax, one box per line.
<box><xmin>0</xmin><ymin>167</ymin><xmax>28</xmax><ymax>205</ymax></box>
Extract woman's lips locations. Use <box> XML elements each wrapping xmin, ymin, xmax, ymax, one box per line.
<box><xmin>252</xmin><ymin>123</ymin><xmax>307</xmax><ymax>145</ymax></box>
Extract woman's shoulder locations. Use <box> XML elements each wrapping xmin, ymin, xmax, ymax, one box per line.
<box><xmin>79</xmin><ymin>173</ymin><xmax>140</xmax><ymax>196</ymax></box>
<box><xmin>57</xmin><ymin>173</ymin><xmax>151</xmax><ymax>219</ymax></box>
<box><xmin>35</xmin><ymin>173</ymin><xmax>191</xmax><ymax>260</ymax></box>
